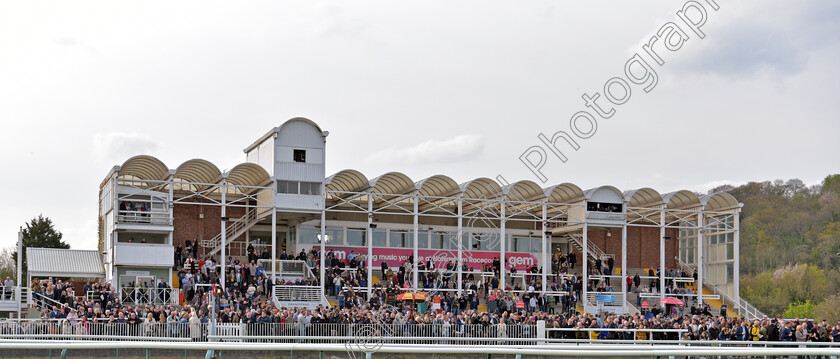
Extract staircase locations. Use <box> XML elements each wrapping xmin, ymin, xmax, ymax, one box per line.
<box><xmin>31</xmin><ymin>290</ymin><xmax>64</xmax><ymax>311</ymax></box>
<box><xmin>201</xmin><ymin>208</ymin><xmax>272</xmax><ymax>257</ymax></box>
<box><xmin>675</xmin><ymin>257</ymin><xmax>766</xmax><ymax>320</ymax></box>
<box><xmin>565</xmin><ymin>233</ymin><xmax>614</xmax><ymax>262</ymax></box>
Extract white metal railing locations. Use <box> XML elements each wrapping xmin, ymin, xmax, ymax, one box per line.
<box><xmin>675</xmin><ymin>256</ymin><xmax>767</xmax><ymax>320</ymax></box>
<box><xmin>116</xmin><ymin>209</ymin><xmax>171</xmax><ymax>225</ymax></box>
<box><xmin>260</xmin><ymin>260</ymin><xmax>318</xmax><ymax>281</ymax></box>
<box><xmin>273</xmin><ymin>285</ymin><xmax>323</xmax><ymax>302</ymax></box>
<box><xmin>0</xmin><ymin>341</ymin><xmax>838</xmax><ymax>357</ymax></box>
<box><xmin>567</xmin><ymin>233</ymin><xmax>614</xmax><ymax>261</ymax></box>
<box><xmin>1</xmin><ymin>320</ymin><xmax>839</xmax><ymax>357</ymax></box>
<box><xmin>202</xmin><ymin>208</ymin><xmax>272</xmax><ymax>256</ymax></box>
<box><xmin>31</xmin><ymin>291</ymin><xmax>65</xmax><ymax>310</ymax></box>
<box><xmin>0</xmin><ymin>285</ymin><xmax>23</xmax><ymax>302</ymax></box>
<box><xmin>0</xmin><ymin>320</ymin><xmax>193</xmax><ymax>341</ymax></box>
<box><xmin>114</xmin><ymin>287</ymin><xmax>180</xmax><ymax>306</ymax></box>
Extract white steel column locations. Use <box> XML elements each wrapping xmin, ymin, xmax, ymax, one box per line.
<box><xmin>271</xmin><ymin>208</ymin><xmax>277</xmax><ymax>283</ymax></box>
<box><xmin>168</xmin><ymin>173</ymin><xmax>174</xmax><ymax>226</ymax></box>
<box><xmin>659</xmin><ymin>209</ymin><xmax>666</xmax><ymax>301</ymax></box>
<box><xmin>697</xmin><ymin>212</ymin><xmax>704</xmax><ymax>307</ymax></box>
<box><xmin>500</xmin><ymin>200</ymin><xmax>506</xmax><ymax>292</ymax></box>
<box><xmin>367</xmin><ymin>191</ymin><xmax>374</xmax><ymax>297</ymax></box>
<box><xmin>541</xmin><ymin>203</ymin><xmax>548</xmax><ymax>292</ymax></box>
<box><xmin>733</xmin><ymin>209</ymin><xmax>741</xmax><ymax>303</ymax></box>
<box><xmin>220</xmin><ymin>179</ymin><xmax>226</xmax><ymax>290</ymax></box>
<box><xmin>320</xmin><ymin>209</ymin><xmax>326</xmax><ymax>293</ymax></box>
<box><xmin>582</xmin><ymin>222</ymin><xmax>588</xmax><ymax>308</ymax></box>
<box><xmin>457</xmin><ymin>197</ymin><xmax>463</xmax><ymax>295</ymax></box>
<box><xmin>16</xmin><ymin>228</ymin><xmax>22</xmax><ymax>318</ymax></box>
<box><xmin>245</xmin><ymin>231</ymin><xmax>250</xmax><ymax>258</ymax></box>
<box><xmin>413</xmin><ymin>194</ymin><xmax>419</xmax><ymax>292</ymax></box>
<box><xmin>621</xmin><ymin>223</ymin><xmax>627</xmax><ymax>308</ymax></box>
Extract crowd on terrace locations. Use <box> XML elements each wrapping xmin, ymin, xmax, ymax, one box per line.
<box><xmin>9</xmin><ymin>246</ymin><xmax>840</xmax><ymax>344</ymax></box>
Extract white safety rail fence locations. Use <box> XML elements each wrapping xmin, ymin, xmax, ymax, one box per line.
<box><xmin>0</xmin><ymin>342</ymin><xmax>836</xmax><ymax>359</ymax></box>
<box><xmin>0</xmin><ymin>319</ymin><xmax>194</xmax><ymax>341</ymax></box>
<box><xmin>110</xmin><ymin>288</ymin><xmax>180</xmax><ymax>306</ymax></box>
<box><xmin>232</xmin><ymin>323</ymin><xmax>538</xmax><ymax>345</ymax></box>
<box><xmin>1</xmin><ymin>320</ymin><xmax>840</xmax><ymax>358</ymax></box>
<box><xmin>273</xmin><ymin>285</ymin><xmax>322</xmax><ymax>302</ymax></box>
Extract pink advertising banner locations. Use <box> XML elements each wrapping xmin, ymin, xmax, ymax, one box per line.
<box><xmin>323</xmin><ymin>246</ymin><xmax>539</xmax><ymax>271</ymax></box>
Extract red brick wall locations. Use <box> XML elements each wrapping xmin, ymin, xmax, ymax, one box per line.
<box><xmin>567</xmin><ymin>226</ymin><xmax>679</xmax><ymax>271</ymax></box>
<box><xmin>173</xmin><ymin>202</ymin><xmax>246</xmax><ymax>257</ymax></box>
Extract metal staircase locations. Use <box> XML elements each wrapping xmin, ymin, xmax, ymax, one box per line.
<box><xmin>565</xmin><ymin>233</ymin><xmax>614</xmax><ymax>262</ymax></box>
<box><xmin>201</xmin><ymin>208</ymin><xmax>272</xmax><ymax>257</ymax></box>
<box><xmin>675</xmin><ymin>257</ymin><xmax>767</xmax><ymax>320</ymax></box>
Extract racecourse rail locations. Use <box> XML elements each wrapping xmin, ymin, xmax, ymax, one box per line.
<box><xmin>1</xmin><ymin>319</ymin><xmax>839</xmax><ymax>357</ymax></box>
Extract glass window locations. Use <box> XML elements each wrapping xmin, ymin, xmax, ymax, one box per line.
<box><xmin>373</xmin><ymin>229</ymin><xmax>387</xmax><ymax>247</ymax></box>
<box><xmin>486</xmin><ymin>233</ymin><xmax>500</xmax><ymax>251</ymax></box>
<box><xmin>514</xmin><ymin>237</ymin><xmax>530</xmax><ymax>252</ymax></box>
<box><xmin>293</xmin><ymin>149</ymin><xmax>306</xmax><ymax>163</ymax></box>
<box><xmin>726</xmin><ymin>263</ymin><xmax>734</xmax><ymax>282</ymax></box>
<box><xmin>431</xmin><ymin>232</ymin><xmax>443</xmax><ymax>249</ymax></box>
<box><xmin>417</xmin><ymin>231</ymin><xmax>428</xmax><ymax>249</ymax></box>
<box><xmin>347</xmin><ymin>229</ymin><xmax>366</xmax><ymax>247</ymax></box>
<box><xmin>326</xmin><ymin>227</ymin><xmax>344</xmax><ymax>246</ymax></box>
<box><xmin>443</xmin><ymin>232</ymin><xmax>458</xmax><ymax>250</ymax></box>
<box><xmin>299</xmin><ymin>225</ymin><xmax>319</xmax><ymax>244</ymax></box>
<box><xmin>726</xmin><ymin>242</ymin><xmax>734</xmax><ymax>260</ymax></box>
<box><xmin>389</xmin><ymin>230</ymin><xmax>409</xmax><ymax>248</ymax></box>
<box><xmin>531</xmin><ymin>238</ymin><xmax>542</xmax><ymax>253</ymax></box>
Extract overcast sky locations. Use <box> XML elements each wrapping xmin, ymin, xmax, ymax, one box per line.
<box><xmin>1</xmin><ymin>1</ymin><xmax>838</xmax><ymax>250</ymax></box>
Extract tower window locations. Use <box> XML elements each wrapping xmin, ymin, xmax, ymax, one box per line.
<box><xmin>293</xmin><ymin>149</ymin><xmax>306</xmax><ymax>163</ymax></box>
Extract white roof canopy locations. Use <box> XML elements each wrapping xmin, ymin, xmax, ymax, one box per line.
<box><xmin>26</xmin><ymin>248</ymin><xmax>104</xmax><ymax>278</ymax></box>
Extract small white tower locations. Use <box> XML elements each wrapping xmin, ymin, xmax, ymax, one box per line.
<box><xmin>244</xmin><ymin>117</ymin><xmax>327</xmax><ymax>212</ymax></box>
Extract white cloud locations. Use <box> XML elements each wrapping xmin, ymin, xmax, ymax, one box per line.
<box><xmin>365</xmin><ymin>134</ymin><xmax>484</xmax><ymax>165</ymax></box>
<box><xmin>93</xmin><ymin>132</ymin><xmax>160</xmax><ymax>162</ymax></box>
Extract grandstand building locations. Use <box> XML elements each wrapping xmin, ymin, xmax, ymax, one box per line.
<box><xmin>97</xmin><ymin>118</ymin><xmax>744</xmax><ymax>316</ymax></box>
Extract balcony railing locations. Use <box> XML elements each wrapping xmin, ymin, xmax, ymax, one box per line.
<box><xmin>116</xmin><ymin>209</ymin><xmax>171</xmax><ymax>225</ymax></box>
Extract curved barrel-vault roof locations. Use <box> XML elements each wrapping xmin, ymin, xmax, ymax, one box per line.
<box><xmin>369</xmin><ymin>172</ymin><xmax>415</xmax><ymax>195</ymax></box>
<box><xmin>175</xmin><ymin>159</ymin><xmax>222</xmax><ymax>184</ymax></box>
<box><xmin>226</xmin><ymin>163</ymin><xmax>270</xmax><ymax>187</ymax></box>
<box><xmin>701</xmin><ymin>192</ymin><xmax>740</xmax><ymax>211</ymax></box>
<box><xmin>416</xmin><ymin>175</ymin><xmax>460</xmax><ymax>197</ymax></box>
<box><xmin>662</xmin><ymin>190</ymin><xmax>702</xmax><ymax>209</ymax></box>
<box><xmin>460</xmin><ymin>178</ymin><xmax>502</xmax><ymax>199</ymax></box>
<box><xmin>503</xmin><ymin>180</ymin><xmax>545</xmax><ymax>202</ymax></box>
<box><xmin>544</xmin><ymin>183</ymin><xmax>585</xmax><ymax>203</ymax></box>
<box><xmin>325</xmin><ymin>169</ymin><xmax>369</xmax><ymax>193</ymax></box>
<box><xmin>624</xmin><ymin>188</ymin><xmax>664</xmax><ymax>208</ymax></box>
<box><xmin>119</xmin><ymin>155</ymin><xmax>169</xmax><ymax>181</ymax></box>
<box><xmin>584</xmin><ymin>185</ymin><xmax>624</xmax><ymax>202</ymax></box>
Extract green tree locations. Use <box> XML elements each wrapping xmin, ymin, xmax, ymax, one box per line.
<box><xmin>0</xmin><ymin>248</ymin><xmax>14</xmax><ymax>281</ymax></box>
<box><xmin>814</xmin><ymin>294</ymin><xmax>840</xmax><ymax>323</ymax></box>
<box><xmin>11</xmin><ymin>215</ymin><xmax>69</xmax><ymax>281</ymax></box>
<box><xmin>783</xmin><ymin>300</ymin><xmax>815</xmax><ymax>319</ymax></box>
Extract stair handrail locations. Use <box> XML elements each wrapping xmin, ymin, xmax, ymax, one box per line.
<box><xmin>202</xmin><ymin>207</ymin><xmax>273</xmax><ymax>256</ymax></box>
<box><xmin>31</xmin><ymin>291</ymin><xmax>65</xmax><ymax>311</ymax></box>
<box><xmin>674</xmin><ymin>256</ymin><xmax>767</xmax><ymax>320</ymax></box>
<box><xmin>567</xmin><ymin>234</ymin><xmax>614</xmax><ymax>261</ymax></box>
